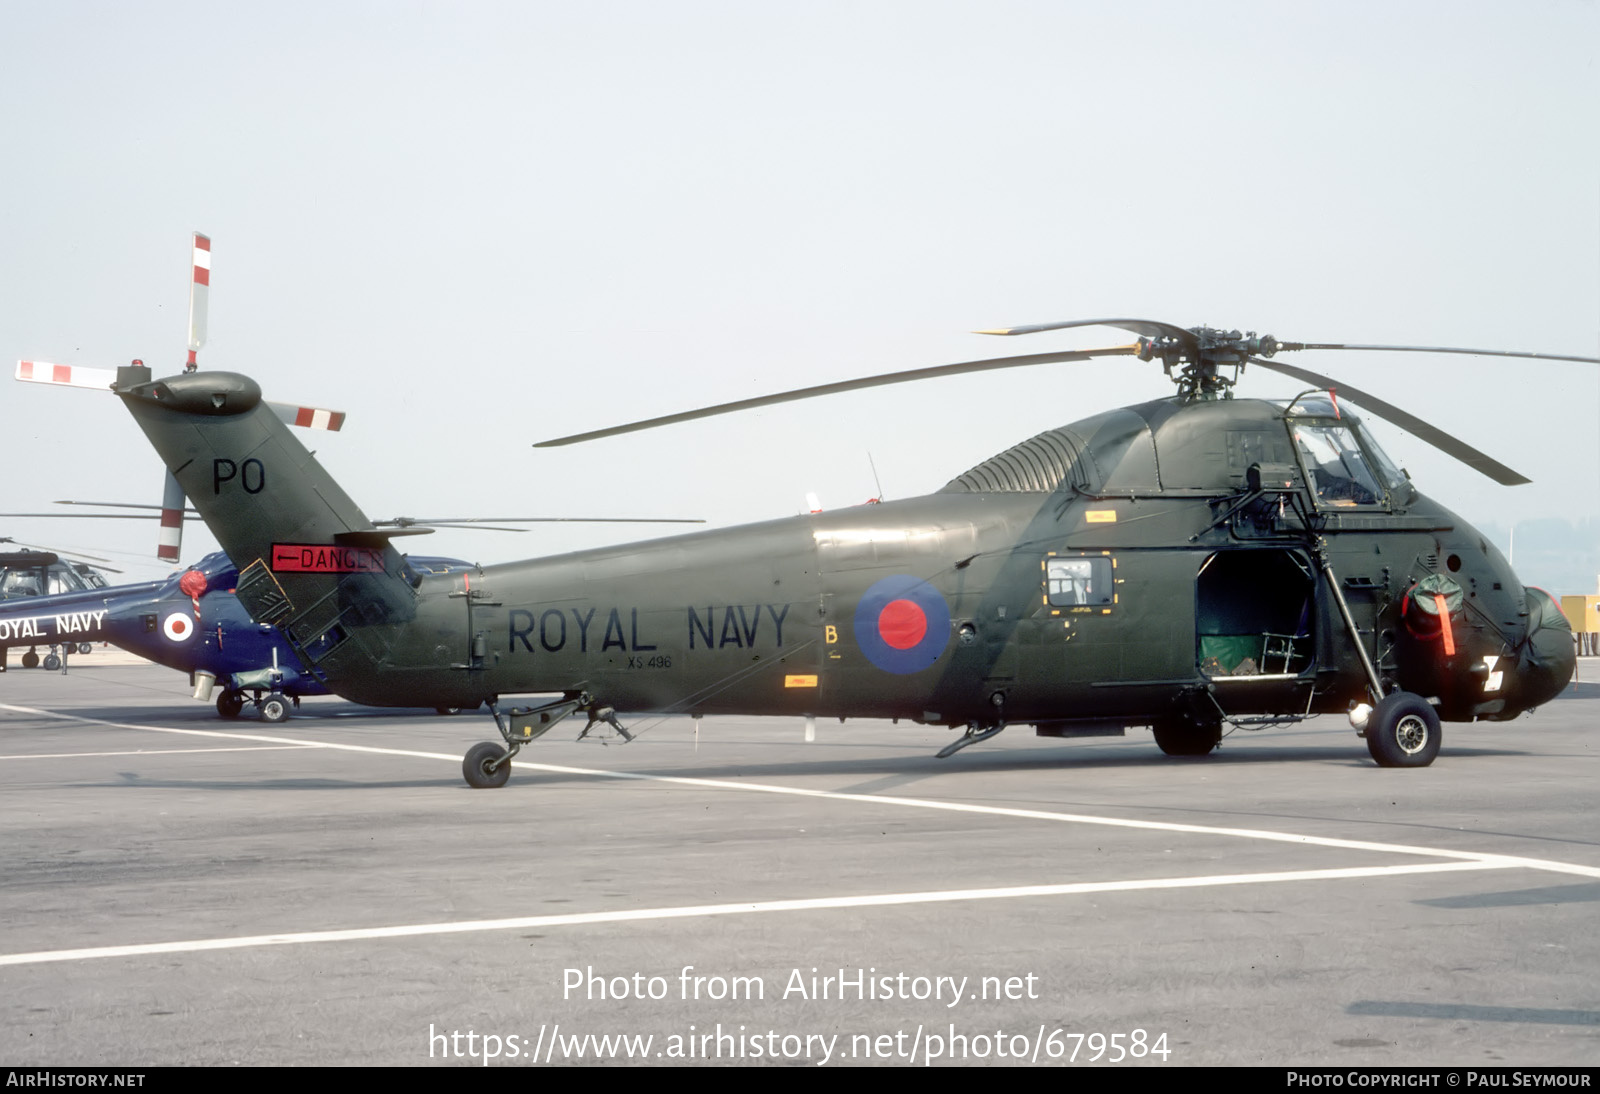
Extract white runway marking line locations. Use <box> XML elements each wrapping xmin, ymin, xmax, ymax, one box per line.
<box><xmin>2</xmin><ymin>702</ymin><xmax>1596</xmax><ymax>970</ymax></box>
<box><xmin>0</xmin><ymin>746</ymin><xmax>318</xmax><ymax>760</ymax></box>
<box><xmin>5</xmin><ymin>702</ymin><xmax>1599</xmax><ymax>880</ymax></box>
<box><xmin>0</xmin><ymin>859</ymin><xmax>1516</xmax><ymax>968</ymax></box>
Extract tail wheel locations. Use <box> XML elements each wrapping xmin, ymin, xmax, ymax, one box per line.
<box><xmin>1366</xmin><ymin>692</ymin><xmax>1441</xmax><ymax>767</ymax></box>
<box><xmin>463</xmin><ymin>741</ymin><xmax>512</xmax><ymax>789</ymax></box>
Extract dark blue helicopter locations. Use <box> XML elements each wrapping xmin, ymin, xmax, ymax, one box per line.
<box><xmin>0</xmin><ymin>551</ymin><xmax>474</xmax><ymax>721</ymax></box>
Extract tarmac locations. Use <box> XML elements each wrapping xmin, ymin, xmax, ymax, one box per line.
<box><xmin>1</xmin><ymin>652</ymin><xmax>1597</xmax><ymax>1067</ymax></box>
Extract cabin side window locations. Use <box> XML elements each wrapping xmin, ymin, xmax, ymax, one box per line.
<box><xmin>1291</xmin><ymin>422</ymin><xmax>1385</xmax><ymax>508</ymax></box>
<box><xmin>1046</xmin><ymin>556</ymin><xmax>1114</xmax><ymax>607</ymax></box>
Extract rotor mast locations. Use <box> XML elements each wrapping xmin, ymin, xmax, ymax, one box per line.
<box><xmin>1140</xmin><ymin>327</ymin><xmax>1284</xmax><ymax>401</ymax></box>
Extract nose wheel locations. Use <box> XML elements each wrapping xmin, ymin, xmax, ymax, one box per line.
<box><xmin>257</xmin><ymin>692</ymin><xmax>292</xmax><ymax>723</ymax></box>
<box><xmin>1365</xmin><ymin>692</ymin><xmax>1441</xmax><ymax>767</ymax></box>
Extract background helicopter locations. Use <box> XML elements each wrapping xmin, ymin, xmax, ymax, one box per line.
<box><xmin>0</xmin><ymin>548</ymin><xmax>476</xmax><ymax>718</ymax></box>
<box><xmin>2</xmin><ymin>521</ymin><xmax>705</xmax><ymax>718</ymax></box>
<box><xmin>0</xmin><ymin>541</ymin><xmax>118</xmax><ymax>669</ymax></box>
<box><xmin>89</xmin><ymin>319</ymin><xmax>1593</xmax><ymax>788</ymax></box>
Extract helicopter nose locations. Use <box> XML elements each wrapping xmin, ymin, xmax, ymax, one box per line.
<box><xmin>1512</xmin><ymin>587</ymin><xmax>1575</xmax><ymax>711</ymax></box>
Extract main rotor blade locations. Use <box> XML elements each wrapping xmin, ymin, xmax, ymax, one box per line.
<box><xmin>0</xmin><ymin>512</ymin><xmax>202</xmax><ymax>520</ymax></box>
<box><xmin>1289</xmin><ymin>342</ymin><xmax>1600</xmax><ymax>365</ymax></box>
<box><xmin>0</xmin><ymin>501</ymin><xmax>202</xmax><ymax>519</ymax></box>
<box><xmin>1247</xmin><ymin>356</ymin><xmax>1531</xmax><ymax>486</ymax></box>
<box><xmin>0</xmin><ymin>539</ymin><xmax>120</xmax><ymax>566</ymax></box>
<box><xmin>373</xmin><ymin>516</ymin><xmax>709</xmax><ymax>530</ymax></box>
<box><xmin>51</xmin><ymin>501</ymin><xmax>194</xmax><ymax>511</ymax></box>
<box><xmin>975</xmin><ymin>317</ymin><xmax>1195</xmax><ymax>343</ymax></box>
<box><xmin>536</xmin><ymin>344</ymin><xmax>1141</xmax><ymax>447</ymax></box>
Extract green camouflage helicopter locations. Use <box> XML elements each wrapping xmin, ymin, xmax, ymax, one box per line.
<box><xmin>100</xmin><ymin>318</ymin><xmax>1592</xmax><ymax>787</ymax></box>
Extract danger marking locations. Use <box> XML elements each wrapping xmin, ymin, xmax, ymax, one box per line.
<box><xmin>271</xmin><ymin>544</ymin><xmax>385</xmax><ymax>573</ymax></box>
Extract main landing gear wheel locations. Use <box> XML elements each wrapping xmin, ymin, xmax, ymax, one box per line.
<box><xmin>1366</xmin><ymin>692</ymin><xmax>1440</xmax><ymax>768</ymax></box>
<box><xmin>216</xmin><ymin>690</ymin><xmax>244</xmax><ymax>719</ymax></box>
<box><xmin>1152</xmin><ymin>717</ymin><xmax>1222</xmax><ymax>757</ymax></box>
<box><xmin>43</xmin><ymin>653</ymin><xmax>61</xmax><ymax>672</ymax></box>
<box><xmin>258</xmin><ymin>693</ymin><xmax>291</xmax><ymax>723</ymax></box>
<box><xmin>20</xmin><ymin>651</ymin><xmax>39</xmax><ymax>669</ymax></box>
<box><xmin>463</xmin><ymin>741</ymin><xmax>511</xmax><ymax>789</ymax></box>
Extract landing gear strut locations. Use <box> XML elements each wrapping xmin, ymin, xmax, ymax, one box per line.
<box><xmin>461</xmin><ymin>693</ymin><xmax>631</xmax><ymax>789</ymax></box>
<box><xmin>936</xmin><ymin>721</ymin><xmax>1007</xmax><ymax>759</ymax></box>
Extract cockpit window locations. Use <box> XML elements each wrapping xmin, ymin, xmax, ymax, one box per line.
<box><xmin>1356</xmin><ymin>428</ymin><xmax>1410</xmax><ymax>493</ymax></box>
<box><xmin>1292</xmin><ymin>422</ymin><xmax>1385</xmax><ymax>508</ymax></box>
<box><xmin>1</xmin><ymin>570</ymin><xmax>44</xmax><ymax>597</ymax></box>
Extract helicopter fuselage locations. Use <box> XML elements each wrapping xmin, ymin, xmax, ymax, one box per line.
<box><xmin>114</xmin><ymin>370</ymin><xmax>1574</xmax><ymax>747</ymax></box>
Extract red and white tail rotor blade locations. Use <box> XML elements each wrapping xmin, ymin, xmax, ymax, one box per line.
<box><xmin>14</xmin><ymin>360</ymin><xmax>118</xmax><ymax>390</ymax></box>
<box><xmin>167</xmin><ymin>231</ymin><xmax>210</xmax><ymax>559</ymax></box>
<box><xmin>18</xmin><ymin>361</ymin><xmax>345</xmax><ymax>432</ymax></box>
<box><xmin>187</xmin><ymin>232</ymin><xmax>210</xmax><ymax>369</ymax></box>
<box><xmin>157</xmin><ymin>471</ymin><xmax>185</xmax><ymax>562</ymax></box>
<box><xmin>19</xmin><ymin>232</ymin><xmax>346</xmax><ymax>561</ymax></box>
<box><xmin>267</xmin><ymin>402</ymin><xmax>346</xmax><ymax>432</ymax></box>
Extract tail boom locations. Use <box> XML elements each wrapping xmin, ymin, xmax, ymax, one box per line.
<box><xmin>115</xmin><ymin>366</ymin><xmax>463</xmax><ymax>704</ymax></box>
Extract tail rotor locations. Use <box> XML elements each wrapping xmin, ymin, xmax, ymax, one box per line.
<box><xmin>14</xmin><ymin>232</ymin><xmax>347</xmax><ymax>563</ymax></box>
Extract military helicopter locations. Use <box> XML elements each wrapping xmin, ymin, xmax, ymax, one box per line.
<box><xmin>1</xmin><ymin>543</ymin><xmax>118</xmax><ymax>670</ymax></box>
<box><xmin>0</xmin><ymin>549</ymin><xmax>475</xmax><ymax>719</ymax></box>
<box><xmin>80</xmin><ymin>316</ymin><xmax>1590</xmax><ymax>788</ymax></box>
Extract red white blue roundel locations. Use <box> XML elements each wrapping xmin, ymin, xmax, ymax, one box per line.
<box><xmin>162</xmin><ymin>612</ymin><xmax>195</xmax><ymax>642</ymax></box>
<box><xmin>853</xmin><ymin>575</ymin><xmax>951</xmax><ymax>675</ymax></box>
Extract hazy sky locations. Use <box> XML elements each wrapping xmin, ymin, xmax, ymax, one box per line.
<box><xmin>3</xmin><ymin>1</ymin><xmax>1596</xmax><ymax>584</ymax></box>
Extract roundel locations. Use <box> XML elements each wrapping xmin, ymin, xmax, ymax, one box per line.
<box><xmin>162</xmin><ymin>612</ymin><xmax>195</xmax><ymax>642</ymax></box>
<box><xmin>852</xmin><ymin>575</ymin><xmax>951</xmax><ymax>675</ymax></box>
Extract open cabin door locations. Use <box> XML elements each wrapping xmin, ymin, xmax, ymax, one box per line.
<box><xmin>1195</xmin><ymin>549</ymin><xmax>1317</xmax><ymax>704</ymax></box>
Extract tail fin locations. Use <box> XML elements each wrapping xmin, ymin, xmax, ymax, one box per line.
<box><xmin>116</xmin><ymin>365</ymin><xmax>419</xmax><ymax>686</ymax></box>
